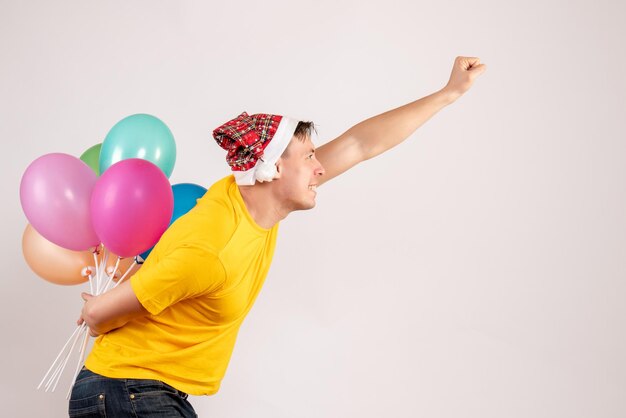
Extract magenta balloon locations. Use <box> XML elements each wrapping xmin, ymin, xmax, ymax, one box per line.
<box><xmin>20</xmin><ymin>153</ymin><xmax>100</xmax><ymax>251</ymax></box>
<box><xmin>91</xmin><ymin>158</ymin><xmax>173</xmax><ymax>257</ymax></box>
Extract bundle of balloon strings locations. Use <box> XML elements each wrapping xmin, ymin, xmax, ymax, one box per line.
<box><xmin>36</xmin><ymin>246</ymin><xmax>138</xmax><ymax>399</ymax></box>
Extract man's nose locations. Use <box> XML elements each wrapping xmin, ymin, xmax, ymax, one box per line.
<box><xmin>315</xmin><ymin>161</ymin><xmax>325</xmax><ymax>176</ymax></box>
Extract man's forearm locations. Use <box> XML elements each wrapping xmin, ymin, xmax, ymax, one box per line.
<box><xmin>83</xmin><ymin>301</ymin><xmax>130</xmax><ymax>335</ymax></box>
<box><xmin>351</xmin><ymin>88</ymin><xmax>459</xmax><ymax>161</ymax></box>
<box><xmin>80</xmin><ymin>280</ymin><xmax>149</xmax><ymax>336</ymax></box>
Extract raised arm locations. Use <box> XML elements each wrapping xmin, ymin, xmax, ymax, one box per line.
<box><xmin>315</xmin><ymin>56</ymin><xmax>487</xmax><ymax>186</ymax></box>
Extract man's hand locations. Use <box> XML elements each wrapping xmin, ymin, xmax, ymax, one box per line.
<box><xmin>75</xmin><ymin>280</ymin><xmax>149</xmax><ymax>337</ymax></box>
<box><xmin>442</xmin><ymin>56</ymin><xmax>487</xmax><ymax>101</ymax></box>
<box><xmin>76</xmin><ymin>293</ymin><xmax>101</xmax><ymax>338</ymax></box>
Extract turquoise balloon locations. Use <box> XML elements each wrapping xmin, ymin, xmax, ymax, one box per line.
<box><xmin>100</xmin><ymin>114</ymin><xmax>176</xmax><ymax>177</ymax></box>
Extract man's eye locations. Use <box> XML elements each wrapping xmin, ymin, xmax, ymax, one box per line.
<box><xmin>307</xmin><ymin>154</ymin><xmax>313</xmax><ymax>159</ymax></box>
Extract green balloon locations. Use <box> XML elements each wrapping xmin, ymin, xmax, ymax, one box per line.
<box><xmin>99</xmin><ymin>114</ymin><xmax>176</xmax><ymax>178</ymax></box>
<box><xmin>80</xmin><ymin>143</ymin><xmax>102</xmax><ymax>175</ymax></box>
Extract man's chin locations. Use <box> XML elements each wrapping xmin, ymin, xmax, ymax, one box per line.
<box><xmin>293</xmin><ymin>199</ymin><xmax>316</xmax><ymax>212</ymax></box>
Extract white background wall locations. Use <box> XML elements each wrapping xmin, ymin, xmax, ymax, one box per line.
<box><xmin>2</xmin><ymin>0</ymin><xmax>625</xmax><ymax>417</ymax></box>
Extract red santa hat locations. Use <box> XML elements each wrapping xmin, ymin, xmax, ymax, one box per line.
<box><xmin>212</xmin><ymin>112</ymin><xmax>298</xmax><ymax>185</ymax></box>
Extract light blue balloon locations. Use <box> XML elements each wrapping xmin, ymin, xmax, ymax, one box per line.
<box><xmin>170</xmin><ymin>183</ymin><xmax>208</xmax><ymax>221</ymax></box>
<box><xmin>100</xmin><ymin>114</ymin><xmax>176</xmax><ymax>177</ymax></box>
<box><xmin>139</xmin><ymin>183</ymin><xmax>208</xmax><ymax>262</ymax></box>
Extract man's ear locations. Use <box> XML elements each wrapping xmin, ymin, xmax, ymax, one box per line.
<box><xmin>273</xmin><ymin>158</ymin><xmax>283</xmax><ymax>179</ymax></box>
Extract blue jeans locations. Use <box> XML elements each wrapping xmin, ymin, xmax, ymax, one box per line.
<box><xmin>68</xmin><ymin>367</ymin><xmax>197</xmax><ymax>417</ymax></box>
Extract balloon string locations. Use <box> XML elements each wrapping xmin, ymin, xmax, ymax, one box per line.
<box><xmin>97</xmin><ymin>249</ymin><xmax>109</xmax><ymax>295</ymax></box>
<box><xmin>45</xmin><ymin>324</ymin><xmax>86</xmax><ymax>392</ymax></box>
<box><xmin>112</xmin><ymin>260</ymin><xmax>138</xmax><ymax>289</ymax></box>
<box><xmin>92</xmin><ymin>252</ymin><xmax>100</xmax><ymax>295</ymax></box>
<box><xmin>98</xmin><ymin>256</ymin><xmax>121</xmax><ymax>295</ymax></box>
<box><xmin>37</xmin><ymin>324</ymin><xmax>83</xmax><ymax>390</ymax></box>
<box><xmin>66</xmin><ymin>328</ymin><xmax>91</xmax><ymax>399</ymax></box>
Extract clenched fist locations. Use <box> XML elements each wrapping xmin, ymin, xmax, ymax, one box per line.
<box><xmin>443</xmin><ymin>56</ymin><xmax>487</xmax><ymax>100</ymax></box>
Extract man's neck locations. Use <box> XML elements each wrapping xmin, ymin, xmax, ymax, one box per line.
<box><xmin>238</xmin><ymin>184</ymin><xmax>288</xmax><ymax>230</ymax></box>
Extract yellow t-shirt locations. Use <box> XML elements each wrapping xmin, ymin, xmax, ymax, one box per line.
<box><xmin>85</xmin><ymin>175</ymin><xmax>280</xmax><ymax>395</ymax></box>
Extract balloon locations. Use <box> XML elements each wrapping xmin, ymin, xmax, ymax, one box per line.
<box><xmin>106</xmin><ymin>260</ymin><xmax>142</xmax><ymax>283</ymax></box>
<box><xmin>99</xmin><ymin>114</ymin><xmax>176</xmax><ymax>177</ymax></box>
<box><xmin>140</xmin><ymin>183</ymin><xmax>207</xmax><ymax>261</ymax></box>
<box><xmin>20</xmin><ymin>153</ymin><xmax>100</xmax><ymax>251</ymax></box>
<box><xmin>101</xmin><ymin>251</ymin><xmax>142</xmax><ymax>283</ymax></box>
<box><xmin>91</xmin><ymin>159</ymin><xmax>174</xmax><ymax>258</ymax></box>
<box><xmin>22</xmin><ymin>224</ymin><xmax>138</xmax><ymax>286</ymax></box>
<box><xmin>171</xmin><ymin>183</ymin><xmax>208</xmax><ymax>220</ymax></box>
<box><xmin>80</xmin><ymin>143</ymin><xmax>102</xmax><ymax>175</ymax></box>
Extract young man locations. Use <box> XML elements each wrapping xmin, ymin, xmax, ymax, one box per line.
<box><xmin>72</xmin><ymin>56</ymin><xmax>486</xmax><ymax>417</ymax></box>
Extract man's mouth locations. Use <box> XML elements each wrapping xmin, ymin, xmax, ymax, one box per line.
<box><xmin>308</xmin><ymin>185</ymin><xmax>317</xmax><ymax>191</ymax></box>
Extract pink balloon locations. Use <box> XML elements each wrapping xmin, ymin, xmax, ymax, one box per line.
<box><xmin>20</xmin><ymin>153</ymin><xmax>100</xmax><ymax>251</ymax></box>
<box><xmin>91</xmin><ymin>158</ymin><xmax>173</xmax><ymax>257</ymax></box>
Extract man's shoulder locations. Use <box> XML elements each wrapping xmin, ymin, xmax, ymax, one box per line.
<box><xmin>206</xmin><ymin>174</ymin><xmax>235</xmax><ymax>195</ymax></box>
<box><xmin>195</xmin><ymin>174</ymin><xmax>237</xmax><ymax>216</ymax></box>
<box><xmin>167</xmin><ymin>176</ymin><xmax>238</xmax><ymax>248</ymax></box>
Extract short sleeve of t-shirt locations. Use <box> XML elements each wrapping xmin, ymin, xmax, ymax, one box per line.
<box><xmin>130</xmin><ymin>245</ymin><xmax>226</xmax><ymax>315</ymax></box>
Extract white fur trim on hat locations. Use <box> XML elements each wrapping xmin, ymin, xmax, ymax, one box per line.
<box><xmin>233</xmin><ymin>116</ymin><xmax>299</xmax><ymax>186</ymax></box>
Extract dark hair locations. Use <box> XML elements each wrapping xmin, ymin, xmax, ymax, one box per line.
<box><xmin>294</xmin><ymin>121</ymin><xmax>316</xmax><ymax>141</ymax></box>
<box><xmin>281</xmin><ymin>121</ymin><xmax>316</xmax><ymax>158</ymax></box>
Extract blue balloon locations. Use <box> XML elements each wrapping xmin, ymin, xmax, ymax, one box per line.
<box><xmin>139</xmin><ymin>183</ymin><xmax>207</xmax><ymax>262</ymax></box>
<box><xmin>100</xmin><ymin>114</ymin><xmax>177</xmax><ymax>178</ymax></box>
